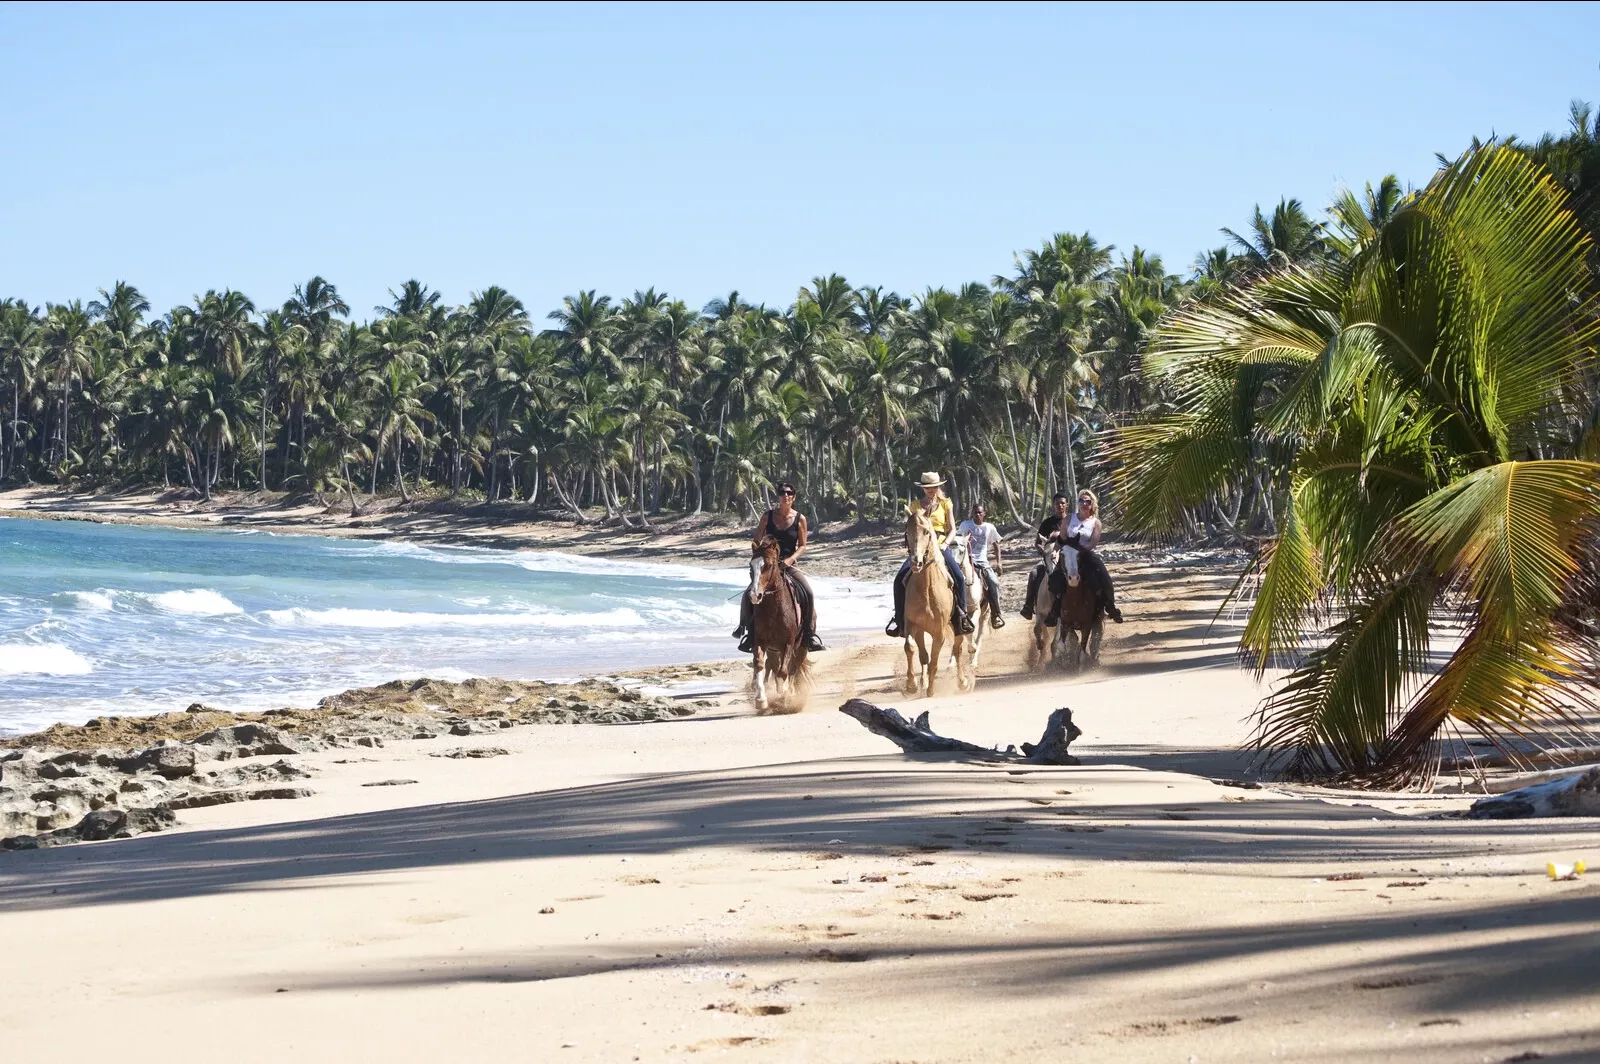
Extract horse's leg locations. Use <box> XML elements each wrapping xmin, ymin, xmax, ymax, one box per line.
<box><xmin>926</xmin><ymin>631</ymin><xmax>942</xmax><ymax>696</ymax></box>
<box><xmin>903</xmin><ymin>636</ymin><xmax>918</xmax><ymax>695</ymax></box>
<box><xmin>752</xmin><ymin>646</ymin><xmax>768</xmax><ymax>710</ymax></box>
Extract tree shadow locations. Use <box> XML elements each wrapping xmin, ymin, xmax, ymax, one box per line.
<box><xmin>3</xmin><ymin>754</ymin><xmax>1590</xmax><ymax>913</ymax></box>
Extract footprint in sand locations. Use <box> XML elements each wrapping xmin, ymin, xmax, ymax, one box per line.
<box><xmin>705</xmin><ymin>1002</ymin><xmax>793</xmax><ymax>1017</ymax></box>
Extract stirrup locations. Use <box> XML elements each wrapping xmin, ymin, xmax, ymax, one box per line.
<box><xmin>991</xmin><ymin>615</ymin><xmax>1005</xmax><ymax>629</ymax></box>
<box><xmin>1019</xmin><ymin>605</ymin><xmax>1034</xmax><ymax>620</ymax></box>
<box><xmin>737</xmin><ymin>635</ymin><xmax>754</xmax><ymax>653</ymax></box>
<box><xmin>731</xmin><ymin>625</ymin><xmax>745</xmax><ymax>639</ymax></box>
<box><xmin>805</xmin><ymin>632</ymin><xmax>826</xmax><ymax>652</ymax></box>
<box><xmin>885</xmin><ymin>618</ymin><xmax>904</xmax><ymax>638</ymax></box>
<box><xmin>956</xmin><ymin>614</ymin><xmax>975</xmax><ymax>634</ymax></box>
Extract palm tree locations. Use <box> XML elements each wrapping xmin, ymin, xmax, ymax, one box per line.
<box><xmin>39</xmin><ymin>301</ymin><xmax>96</xmax><ymax>474</ymax></box>
<box><xmin>1112</xmin><ymin>144</ymin><xmax>1600</xmax><ymax>785</ymax></box>
<box><xmin>1222</xmin><ymin>198</ymin><xmax>1329</xmax><ymax>273</ymax></box>
<box><xmin>366</xmin><ymin>358</ymin><xmax>434</xmax><ymax>502</ymax></box>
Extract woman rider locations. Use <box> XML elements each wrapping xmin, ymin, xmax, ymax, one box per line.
<box><xmin>732</xmin><ymin>481</ymin><xmax>826</xmax><ymax>653</ymax></box>
<box><xmin>1020</xmin><ymin>488</ymin><xmax>1123</xmax><ymax>625</ymax></box>
<box><xmin>885</xmin><ymin>472</ymin><xmax>975</xmax><ymax>638</ymax></box>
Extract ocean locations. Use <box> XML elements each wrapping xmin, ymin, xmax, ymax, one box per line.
<box><xmin>0</xmin><ymin>516</ymin><xmax>887</xmax><ymax>735</ymax></box>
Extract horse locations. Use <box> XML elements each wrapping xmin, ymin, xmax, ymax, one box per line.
<box><xmin>745</xmin><ymin>536</ymin><xmax>810</xmax><ymax>712</ymax></box>
<box><xmin>901</xmin><ymin>504</ymin><xmax>970</xmax><ymax>696</ymax></box>
<box><xmin>1027</xmin><ymin>543</ymin><xmax>1104</xmax><ymax>673</ymax></box>
<box><xmin>948</xmin><ymin>533</ymin><xmax>985</xmax><ymax>687</ymax></box>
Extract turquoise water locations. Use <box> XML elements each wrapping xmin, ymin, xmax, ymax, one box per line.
<box><xmin>0</xmin><ymin>517</ymin><xmax>885</xmax><ymax>735</ymax></box>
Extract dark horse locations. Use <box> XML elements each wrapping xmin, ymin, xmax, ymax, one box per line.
<box><xmin>746</xmin><ymin>536</ymin><xmax>811</xmax><ymax>712</ymax></box>
<box><xmin>1028</xmin><ymin>544</ymin><xmax>1104</xmax><ymax>672</ymax></box>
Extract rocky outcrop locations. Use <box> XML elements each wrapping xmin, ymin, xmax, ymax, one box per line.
<box><xmin>1</xmin><ymin>674</ymin><xmax>702</xmax><ymax>851</ymax></box>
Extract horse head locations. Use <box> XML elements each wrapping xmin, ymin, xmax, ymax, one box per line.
<box><xmin>904</xmin><ymin>503</ymin><xmax>938</xmax><ymax>573</ymax></box>
<box><xmin>747</xmin><ymin>536</ymin><xmax>783</xmax><ymax>604</ymax></box>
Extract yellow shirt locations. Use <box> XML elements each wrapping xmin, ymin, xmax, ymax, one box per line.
<box><xmin>925</xmin><ymin>495</ymin><xmax>954</xmax><ymax>536</ymax></box>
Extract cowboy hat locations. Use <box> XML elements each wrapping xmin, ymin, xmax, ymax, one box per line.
<box><xmin>916</xmin><ymin>471</ymin><xmax>945</xmax><ymax>488</ymax></box>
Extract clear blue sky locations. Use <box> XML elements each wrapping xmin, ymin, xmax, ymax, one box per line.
<box><xmin>3</xmin><ymin>2</ymin><xmax>1596</xmax><ymax>320</ymax></box>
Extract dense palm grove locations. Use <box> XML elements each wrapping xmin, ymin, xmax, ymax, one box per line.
<box><xmin>0</xmin><ymin>241</ymin><xmax>1205</xmax><ymax>527</ymax></box>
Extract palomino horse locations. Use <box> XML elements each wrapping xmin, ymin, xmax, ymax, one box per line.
<box><xmin>746</xmin><ymin>536</ymin><xmax>810</xmax><ymax>712</ymax></box>
<box><xmin>948</xmin><ymin>534</ymin><xmax>984</xmax><ymax>687</ymax></box>
<box><xmin>1027</xmin><ymin>543</ymin><xmax>1104</xmax><ymax>672</ymax></box>
<box><xmin>901</xmin><ymin>505</ymin><xmax>970</xmax><ymax>696</ymax></box>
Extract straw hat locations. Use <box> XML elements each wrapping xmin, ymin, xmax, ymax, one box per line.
<box><xmin>916</xmin><ymin>471</ymin><xmax>945</xmax><ymax>489</ymax></box>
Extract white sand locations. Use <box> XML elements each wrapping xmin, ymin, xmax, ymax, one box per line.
<box><xmin>2</xmin><ymin>491</ymin><xmax>1597</xmax><ymax>1061</ymax></box>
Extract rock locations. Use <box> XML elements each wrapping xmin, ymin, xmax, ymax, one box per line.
<box><xmin>74</xmin><ymin>808</ymin><xmax>129</xmax><ymax>841</ymax></box>
<box><xmin>361</xmin><ymin>779</ymin><xmax>418</xmax><ymax>787</ymax></box>
<box><xmin>1</xmin><ymin>806</ymin><xmax>175</xmax><ymax>850</ymax></box>
<box><xmin>354</xmin><ymin>736</ymin><xmax>384</xmax><ymax>748</ymax></box>
<box><xmin>430</xmin><ymin>747</ymin><xmax>510</xmax><ymax>760</ymax></box>
<box><xmin>449</xmin><ymin>723</ymin><xmax>473</xmax><ymax>737</ymax></box>
<box><xmin>116</xmin><ymin>743</ymin><xmax>197</xmax><ymax>779</ymax></box>
<box><xmin>189</xmin><ymin>723</ymin><xmax>300</xmax><ymax>759</ymax></box>
<box><xmin>1468</xmin><ymin>766</ymin><xmax>1600</xmax><ymax>818</ymax></box>
<box><xmin>412</xmin><ymin>731</ymin><xmax>438</xmax><ymax>740</ymax></box>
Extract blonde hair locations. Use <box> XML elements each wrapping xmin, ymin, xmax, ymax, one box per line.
<box><xmin>1077</xmin><ymin>488</ymin><xmax>1099</xmax><ymax>517</ymax></box>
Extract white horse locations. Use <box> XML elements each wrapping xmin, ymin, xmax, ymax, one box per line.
<box><xmin>948</xmin><ymin>533</ymin><xmax>985</xmax><ymax>686</ymax></box>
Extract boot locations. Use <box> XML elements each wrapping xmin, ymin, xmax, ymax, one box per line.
<box><xmin>954</xmin><ymin>610</ymin><xmax>975</xmax><ymax>634</ymax></box>
<box><xmin>885</xmin><ymin>616</ymin><xmax>905</xmax><ymax>638</ymax></box>
<box><xmin>805</xmin><ymin>631</ymin><xmax>826</xmax><ymax>652</ymax></box>
<box><xmin>737</xmin><ymin>631</ymin><xmax>754</xmax><ymax>653</ymax></box>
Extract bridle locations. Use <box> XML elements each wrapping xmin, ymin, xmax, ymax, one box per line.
<box><xmin>906</xmin><ymin>511</ymin><xmax>938</xmax><ymax>574</ymax></box>
<box><xmin>747</xmin><ymin>538</ymin><xmax>784</xmax><ymax>604</ymax></box>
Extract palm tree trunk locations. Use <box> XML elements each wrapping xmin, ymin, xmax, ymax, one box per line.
<box><xmin>395</xmin><ymin>433</ymin><xmax>410</xmax><ymax>503</ymax></box>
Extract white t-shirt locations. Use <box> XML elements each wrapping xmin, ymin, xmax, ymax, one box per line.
<box><xmin>1063</xmin><ymin>514</ymin><xmax>1099</xmax><ymax>579</ymax></box>
<box><xmin>957</xmin><ymin>519</ymin><xmax>1001</xmax><ymax>568</ymax></box>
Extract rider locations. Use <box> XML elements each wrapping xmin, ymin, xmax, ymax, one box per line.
<box><xmin>732</xmin><ymin>481</ymin><xmax>826</xmax><ymax>654</ymax></box>
<box><xmin>1019</xmin><ymin>489</ymin><xmax>1124</xmax><ymax>625</ymax></box>
<box><xmin>956</xmin><ymin>503</ymin><xmax>1005</xmax><ymax>629</ymax></box>
<box><xmin>885</xmin><ymin>472</ymin><xmax>975</xmax><ymax>638</ymax></box>
<box><xmin>1062</xmin><ymin>488</ymin><xmax>1123</xmax><ymax>623</ymax></box>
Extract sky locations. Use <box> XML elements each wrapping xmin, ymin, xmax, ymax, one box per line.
<box><xmin>3</xmin><ymin>2</ymin><xmax>1597</xmax><ymax>320</ymax></box>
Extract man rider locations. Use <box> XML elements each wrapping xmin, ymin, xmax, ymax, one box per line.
<box><xmin>956</xmin><ymin>503</ymin><xmax>1005</xmax><ymax>628</ymax></box>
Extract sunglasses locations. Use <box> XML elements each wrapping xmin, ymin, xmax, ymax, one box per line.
<box><xmin>779</xmin><ymin>489</ymin><xmax>795</xmax><ymax>496</ymax></box>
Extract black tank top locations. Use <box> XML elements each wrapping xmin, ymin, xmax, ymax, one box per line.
<box><xmin>765</xmin><ymin>509</ymin><xmax>802</xmax><ymax>559</ymax></box>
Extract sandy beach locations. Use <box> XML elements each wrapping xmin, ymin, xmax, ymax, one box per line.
<box><xmin>2</xmin><ymin>488</ymin><xmax>1597</xmax><ymax>1063</ymax></box>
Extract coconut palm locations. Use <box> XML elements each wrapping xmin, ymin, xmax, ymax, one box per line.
<box><xmin>1112</xmin><ymin>143</ymin><xmax>1600</xmax><ymax>784</ymax></box>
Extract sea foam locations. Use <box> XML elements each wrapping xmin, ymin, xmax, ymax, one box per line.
<box><xmin>148</xmin><ymin>589</ymin><xmax>245</xmax><ymax>616</ymax></box>
<box><xmin>0</xmin><ymin>643</ymin><xmax>93</xmax><ymax>676</ymax></box>
<box><xmin>260</xmin><ymin>606</ymin><xmax>647</xmax><ymax>629</ymax></box>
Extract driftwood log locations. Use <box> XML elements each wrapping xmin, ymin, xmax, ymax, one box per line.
<box><xmin>1468</xmin><ymin>766</ymin><xmax>1600</xmax><ymax>819</ymax></box>
<box><xmin>838</xmin><ymin>698</ymin><xmax>1082</xmax><ymax>765</ymax></box>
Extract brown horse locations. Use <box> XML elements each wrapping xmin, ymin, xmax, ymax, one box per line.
<box><xmin>901</xmin><ymin>505</ymin><xmax>970</xmax><ymax>696</ymax></box>
<box><xmin>746</xmin><ymin>536</ymin><xmax>810</xmax><ymax>712</ymax></box>
<box><xmin>1027</xmin><ymin>544</ymin><xmax>1103</xmax><ymax>672</ymax></box>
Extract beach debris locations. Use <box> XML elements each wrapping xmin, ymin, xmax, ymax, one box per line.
<box><xmin>837</xmin><ymin>699</ymin><xmax>1081</xmax><ymax>765</ymax></box>
<box><xmin>1547</xmin><ymin>861</ymin><xmax>1586</xmax><ymax>881</ymax></box>
<box><xmin>1467</xmin><ymin>767</ymin><xmax>1600</xmax><ymax>819</ymax></box>
<box><xmin>362</xmin><ymin>779</ymin><xmax>418</xmax><ymax>787</ymax></box>
<box><xmin>430</xmin><ymin>747</ymin><xmax>510</xmax><ymax>759</ymax></box>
